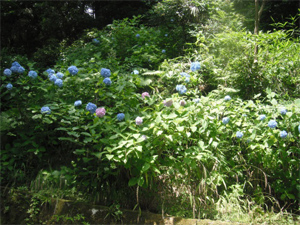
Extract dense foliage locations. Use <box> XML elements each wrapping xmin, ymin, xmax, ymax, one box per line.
<box><xmin>1</xmin><ymin>0</ymin><xmax>299</xmax><ymax>224</ymax></box>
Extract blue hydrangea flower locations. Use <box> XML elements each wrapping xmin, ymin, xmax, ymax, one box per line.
<box><xmin>165</xmin><ymin>34</ymin><xmax>168</xmax><ymax>37</ymax></box>
<box><xmin>133</xmin><ymin>70</ymin><xmax>139</xmax><ymax>75</ymax></box>
<box><xmin>279</xmin><ymin>130</ymin><xmax>287</xmax><ymax>138</ymax></box>
<box><xmin>259</xmin><ymin>114</ymin><xmax>266</xmax><ymax>120</ymax></box>
<box><xmin>68</xmin><ymin>66</ymin><xmax>78</xmax><ymax>75</ymax></box>
<box><xmin>136</xmin><ymin>34</ymin><xmax>140</xmax><ymax>38</ymax></box>
<box><xmin>162</xmin><ymin>49</ymin><xmax>166</xmax><ymax>53</ymax></box>
<box><xmin>103</xmin><ymin>77</ymin><xmax>112</xmax><ymax>86</ymax></box>
<box><xmin>280</xmin><ymin>108</ymin><xmax>287</xmax><ymax>115</ymax></box>
<box><xmin>10</xmin><ymin>61</ymin><xmax>22</xmax><ymax>73</ymax></box>
<box><xmin>101</xmin><ymin>68</ymin><xmax>111</xmax><ymax>78</ymax></box>
<box><xmin>224</xmin><ymin>95</ymin><xmax>231</xmax><ymax>101</ymax></box>
<box><xmin>236</xmin><ymin>131</ymin><xmax>243</xmax><ymax>138</ymax></box>
<box><xmin>28</xmin><ymin>71</ymin><xmax>38</xmax><ymax>79</ymax></box>
<box><xmin>74</xmin><ymin>100</ymin><xmax>82</xmax><ymax>107</ymax></box>
<box><xmin>17</xmin><ymin>66</ymin><xmax>25</xmax><ymax>74</ymax></box>
<box><xmin>268</xmin><ymin>120</ymin><xmax>277</xmax><ymax>129</ymax></box>
<box><xmin>92</xmin><ymin>38</ymin><xmax>100</xmax><ymax>44</ymax></box>
<box><xmin>176</xmin><ymin>85</ymin><xmax>187</xmax><ymax>95</ymax></box>
<box><xmin>190</xmin><ymin>61</ymin><xmax>201</xmax><ymax>72</ymax></box>
<box><xmin>6</xmin><ymin>83</ymin><xmax>13</xmax><ymax>90</ymax></box>
<box><xmin>193</xmin><ymin>98</ymin><xmax>200</xmax><ymax>103</ymax></box>
<box><xmin>56</xmin><ymin>72</ymin><xmax>64</xmax><ymax>79</ymax></box>
<box><xmin>180</xmin><ymin>72</ymin><xmax>190</xmax><ymax>83</ymax></box>
<box><xmin>222</xmin><ymin>117</ymin><xmax>230</xmax><ymax>125</ymax></box>
<box><xmin>117</xmin><ymin>113</ymin><xmax>125</xmax><ymax>121</ymax></box>
<box><xmin>12</xmin><ymin>61</ymin><xmax>21</xmax><ymax>67</ymax></box>
<box><xmin>171</xmin><ymin>19</ymin><xmax>174</xmax><ymax>22</ymax></box>
<box><xmin>46</xmin><ymin>68</ymin><xmax>55</xmax><ymax>74</ymax></box>
<box><xmin>3</xmin><ymin>69</ymin><xmax>12</xmax><ymax>76</ymax></box>
<box><xmin>55</xmin><ymin>79</ymin><xmax>63</xmax><ymax>87</ymax></box>
<box><xmin>41</xmin><ymin>106</ymin><xmax>51</xmax><ymax>114</ymax></box>
<box><xmin>86</xmin><ymin>102</ymin><xmax>97</xmax><ymax>114</ymax></box>
<box><xmin>49</xmin><ymin>74</ymin><xmax>57</xmax><ymax>82</ymax></box>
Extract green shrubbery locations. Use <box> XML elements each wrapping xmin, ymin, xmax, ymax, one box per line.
<box><xmin>1</xmin><ymin>1</ymin><xmax>299</xmax><ymax>223</ymax></box>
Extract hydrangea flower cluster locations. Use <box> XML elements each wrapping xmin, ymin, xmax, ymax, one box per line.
<box><xmin>268</xmin><ymin>120</ymin><xmax>277</xmax><ymax>129</ymax></box>
<box><xmin>41</xmin><ymin>106</ymin><xmax>51</xmax><ymax>114</ymax></box>
<box><xmin>180</xmin><ymin>100</ymin><xmax>186</xmax><ymax>106</ymax></box>
<box><xmin>236</xmin><ymin>131</ymin><xmax>243</xmax><ymax>139</ymax></box>
<box><xmin>10</xmin><ymin>61</ymin><xmax>25</xmax><ymax>74</ymax></box>
<box><xmin>224</xmin><ymin>95</ymin><xmax>231</xmax><ymax>101</ymax></box>
<box><xmin>92</xmin><ymin>38</ymin><xmax>100</xmax><ymax>44</ymax></box>
<box><xmin>180</xmin><ymin>72</ymin><xmax>190</xmax><ymax>83</ymax></box>
<box><xmin>56</xmin><ymin>72</ymin><xmax>64</xmax><ymax>79</ymax></box>
<box><xmin>96</xmin><ymin>108</ymin><xmax>106</xmax><ymax>118</ymax></box>
<box><xmin>46</xmin><ymin>68</ymin><xmax>55</xmax><ymax>75</ymax></box>
<box><xmin>103</xmin><ymin>77</ymin><xmax>112</xmax><ymax>86</ymax></box>
<box><xmin>142</xmin><ymin>92</ymin><xmax>150</xmax><ymax>99</ymax></box>
<box><xmin>162</xmin><ymin>49</ymin><xmax>166</xmax><ymax>54</ymax></box>
<box><xmin>136</xmin><ymin>34</ymin><xmax>140</xmax><ymax>38</ymax></box>
<box><xmin>3</xmin><ymin>68</ymin><xmax>12</xmax><ymax>77</ymax></box>
<box><xmin>86</xmin><ymin>102</ymin><xmax>97</xmax><ymax>114</ymax></box>
<box><xmin>117</xmin><ymin>113</ymin><xmax>125</xmax><ymax>121</ymax></box>
<box><xmin>280</xmin><ymin>108</ymin><xmax>287</xmax><ymax>115</ymax></box>
<box><xmin>74</xmin><ymin>100</ymin><xmax>82</xmax><ymax>107</ymax></box>
<box><xmin>101</xmin><ymin>68</ymin><xmax>111</xmax><ymax>78</ymax></box>
<box><xmin>49</xmin><ymin>74</ymin><xmax>57</xmax><ymax>82</ymax></box>
<box><xmin>135</xmin><ymin>116</ymin><xmax>143</xmax><ymax>125</ymax></box>
<box><xmin>176</xmin><ymin>85</ymin><xmax>187</xmax><ymax>95</ymax></box>
<box><xmin>190</xmin><ymin>61</ymin><xmax>201</xmax><ymax>72</ymax></box>
<box><xmin>28</xmin><ymin>71</ymin><xmax>38</xmax><ymax>79</ymax></box>
<box><xmin>165</xmin><ymin>34</ymin><xmax>168</xmax><ymax>37</ymax></box>
<box><xmin>6</xmin><ymin>83</ymin><xmax>13</xmax><ymax>90</ymax></box>
<box><xmin>222</xmin><ymin>117</ymin><xmax>230</xmax><ymax>125</ymax></box>
<box><xmin>133</xmin><ymin>70</ymin><xmax>139</xmax><ymax>75</ymax></box>
<box><xmin>279</xmin><ymin>130</ymin><xmax>287</xmax><ymax>138</ymax></box>
<box><xmin>55</xmin><ymin>79</ymin><xmax>63</xmax><ymax>87</ymax></box>
<box><xmin>68</xmin><ymin>66</ymin><xmax>78</xmax><ymax>75</ymax></box>
<box><xmin>259</xmin><ymin>114</ymin><xmax>266</xmax><ymax>120</ymax></box>
<box><xmin>163</xmin><ymin>99</ymin><xmax>173</xmax><ymax>107</ymax></box>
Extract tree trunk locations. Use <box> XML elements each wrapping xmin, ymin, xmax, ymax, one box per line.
<box><xmin>254</xmin><ymin>0</ymin><xmax>266</xmax><ymax>62</ymax></box>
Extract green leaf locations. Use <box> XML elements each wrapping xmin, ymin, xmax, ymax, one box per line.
<box><xmin>106</xmin><ymin>154</ymin><xmax>114</xmax><ymax>160</ymax></box>
<box><xmin>128</xmin><ymin>177</ymin><xmax>138</xmax><ymax>186</ymax></box>
<box><xmin>141</xmin><ymin>163</ymin><xmax>150</xmax><ymax>173</ymax></box>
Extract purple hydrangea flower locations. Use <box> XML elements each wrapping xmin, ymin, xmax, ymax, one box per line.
<box><xmin>222</xmin><ymin>117</ymin><xmax>230</xmax><ymax>125</ymax></box>
<box><xmin>259</xmin><ymin>114</ymin><xmax>266</xmax><ymax>120</ymax></box>
<box><xmin>96</xmin><ymin>107</ymin><xmax>106</xmax><ymax>118</ymax></box>
<box><xmin>180</xmin><ymin>100</ymin><xmax>186</xmax><ymax>106</ymax></box>
<box><xmin>224</xmin><ymin>95</ymin><xmax>231</xmax><ymax>101</ymax></box>
<box><xmin>28</xmin><ymin>71</ymin><xmax>38</xmax><ymax>79</ymax></box>
<box><xmin>280</xmin><ymin>108</ymin><xmax>287</xmax><ymax>115</ymax></box>
<box><xmin>142</xmin><ymin>92</ymin><xmax>150</xmax><ymax>99</ymax></box>
<box><xmin>41</xmin><ymin>106</ymin><xmax>51</xmax><ymax>114</ymax></box>
<box><xmin>163</xmin><ymin>99</ymin><xmax>173</xmax><ymax>107</ymax></box>
<box><xmin>117</xmin><ymin>113</ymin><xmax>125</xmax><ymax>121</ymax></box>
<box><xmin>101</xmin><ymin>68</ymin><xmax>111</xmax><ymax>78</ymax></box>
<box><xmin>56</xmin><ymin>72</ymin><xmax>64</xmax><ymax>79</ymax></box>
<box><xmin>279</xmin><ymin>130</ymin><xmax>287</xmax><ymax>138</ymax></box>
<box><xmin>74</xmin><ymin>100</ymin><xmax>82</xmax><ymax>107</ymax></box>
<box><xmin>86</xmin><ymin>102</ymin><xmax>97</xmax><ymax>114</ymax></box>
<box><xmin>135</xmin><ymin>116</ymin><xmax>143</xmax><ymax>125</ymax></box>
<box><xmin>268</xmin><ymin>120</ymin><xmax>277</xmax><ymax>129</ymax></box>
<box><xmin>190</xmin><ymin>61</ymin><xmax>201</xmax><ymax>72</ymax></box>
<box><xmin>236</xmin><ymin>131</ymin><xmax>243</xmax><ymax>139</ymax></box>
<box><xmin>103</xmin><ymin>77</ymin><xmax>112</xmax><ymax>86</ymax></box>
<box><xmin>55</xmin><ymin>79</ymin><xmax>63</xmax><ymax>87</ymax></box>
<box><xmin>6</xmin><ymin>83</ymin><xmax>13</xmax><ymax>90</ymax></box>
<box><xmin>3</xmin><ymin>69</ymin><xmax>12</xmax><ymax>76</ymax></box>
<box><xmin>68</xmin><ymin>66</ymin><xmax>78</xmax><ymax>75</ymax></box>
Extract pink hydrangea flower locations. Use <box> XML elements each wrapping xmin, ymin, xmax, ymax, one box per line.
<box><xmin>96</xmin><ymin>107</ymin><xmax>106</xmax><ymax>118</ymax></box>
<box><xmin>141</xmin><ymin>92</ymin><xmax>150</xmax><ymax>99</ymax></box>
<box><xmin>135</xmin><ymin>116</ymin><xmax>143</xmax><ymax>125</ymax></box>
